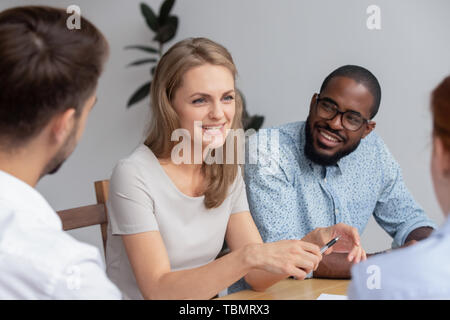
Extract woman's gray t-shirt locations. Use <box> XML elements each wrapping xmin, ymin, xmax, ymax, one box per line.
<box><xmin>105</xmin><ymin>144</ymin><xmax>249</xmax><ymax>299</ymax></box>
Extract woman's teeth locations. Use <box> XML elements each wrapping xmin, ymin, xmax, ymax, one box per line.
<box><xmin>202</xmin><ymin>124</ymin><xmax>224</xmax><ymax>135</ymax></box>
<box><xmin>203</xmin><ymin>125</ymin><xmax>223</xmax><ymax>130</ymax></box>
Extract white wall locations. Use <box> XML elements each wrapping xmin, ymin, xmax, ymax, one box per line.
<box><xmin>1</xmin><ymin>0</ymin><xmax>449</xmax><ymax>257</ymax></box>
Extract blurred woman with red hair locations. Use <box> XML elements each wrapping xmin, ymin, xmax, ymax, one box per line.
<box><xmin>348</xmin><ymin>76</ymin><xmax>450</xmax><ymax>299</ymax></box>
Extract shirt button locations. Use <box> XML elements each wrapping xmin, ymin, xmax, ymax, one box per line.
<box><xmin>324</xmin><ymin>178</ymin><xmax>327</xmax><ymax>183</ymax></box>
<box><xmin>335</xmin><ymin>209</ymin><xmax>339</xmax><ymax>214</ymax></box>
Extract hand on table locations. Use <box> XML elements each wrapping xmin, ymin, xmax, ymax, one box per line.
<box><xmin>302</xmin><ymin>223</ymin><xmax>367</xmax><ymax>264</ymax></box>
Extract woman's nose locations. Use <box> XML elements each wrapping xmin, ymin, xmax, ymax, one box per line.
<box><xmin>209</xmin><ymin>101</ymin><xmax>225</xmax><ymax>119</ymax></box>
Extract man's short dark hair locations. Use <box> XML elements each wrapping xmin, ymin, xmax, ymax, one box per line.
<box><xmin>0</xmin><ymin>6</ymin><xmax>109</xmax><ymax>148</ymax></box>
<box><xmin>320</xmin><ymin>65</ymin><xmax>381</xmax><ymax>119</ymax></box>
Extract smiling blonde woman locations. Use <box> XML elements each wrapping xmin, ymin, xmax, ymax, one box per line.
<box><xmin>105</xmin><ymin>37</ymin><xmax>364</xmax><ymax>300</ymax></box>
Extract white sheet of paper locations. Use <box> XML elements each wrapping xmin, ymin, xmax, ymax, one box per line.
<box><xmin>316</xmin><ymin>293</ymin><xmax>348</xmax><ymax>300</ymax></box>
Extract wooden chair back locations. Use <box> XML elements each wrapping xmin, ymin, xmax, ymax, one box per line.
<box><xmin>56</xmin><ymin>180</ymin><xmax>110</xmax><ymax>253</ymax></box>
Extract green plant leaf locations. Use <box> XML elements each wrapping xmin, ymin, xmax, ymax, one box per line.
<box><xmin>127</xmin><ymin>58</ymin><xmax>157</xmax><ymax>67</ymax></box>
<box><xmin>159</xmin><ymin>0</ymin><xmax>175</xmax><ymax>25</ymax></box>
<box><xmin>140</xmin><ymin>3</ymin><xmax>159</xmax><ymax>32</ymax></box>
<box><xmin>125</xmin><ymin>45</ymin><xmax>159</xmax><ymax>54</ymax></box>
<box><xmin>154</xmin><ymin>16</ymin><xmax>178</xmax><ymax>44</ymax></box>
<box><xmin>127</xmin><ymin>81</ymin><xmax>152</xmax><ymax>107</ymax></box>
<box><xmin>151</xmin><ymin>65</ymin><xmax>156</xmax><ymax>75</ymax></box>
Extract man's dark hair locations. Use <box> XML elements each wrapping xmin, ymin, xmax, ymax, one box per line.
<box><xmin>0</xmin><ymin>6</ymin><xmax>109</xmax><ymax>148</ymax></box>
<box><xmin>320</xmin><ymin>65</ymin><xmax>381</xmax><ymax>119</ymax></box>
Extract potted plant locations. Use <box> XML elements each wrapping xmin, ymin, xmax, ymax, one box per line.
<box><xmin>126</xmin><ymin>0</ymin><xmax>178</xmax><ymax>107</ymax></box>
<box><xmin>125</xmin><ymin>1</ymin><xmax>264</xmax><ymax>131</ymax></box>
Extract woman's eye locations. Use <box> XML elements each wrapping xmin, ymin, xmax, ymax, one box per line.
<box><xmin>223</xmin><ymin>95</ymin><xmax>234</xmax><ymax>102</ymax></box>
<box><xmin>192</xmin><ymin>97</ymin><xmax>206</xmax><ymax>104</ymax></box>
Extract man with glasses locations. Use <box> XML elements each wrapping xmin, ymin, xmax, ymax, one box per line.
<box><xmin>229</xmin><ymin>65</ymin><xmax>436</xmax><ymax>293</ymax></box>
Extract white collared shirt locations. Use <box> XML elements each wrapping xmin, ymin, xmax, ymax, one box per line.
<box><xmin>0</xmin><ymin>170</ymin><xmax>121</xmax><ymax>299</ymax></box>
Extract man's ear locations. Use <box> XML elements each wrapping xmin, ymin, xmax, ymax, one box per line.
<box><xmin>51</xmin><ymin>108</ymin><xmax>76</xmax><ymax>144</ymax></box>
<box><xmin>433</xmin><ymin>135</ymin><xmax>450</xmax><ymax>177</ymax></box>
<box><xmin>362</xmin><ymin>121</ymin><xmax>376</xmax><ymax>139</ymax></box>
<box><xmin>309</xmin><ymin>93</ymin><xmax>318</xmax><ymax>113</ymax></box>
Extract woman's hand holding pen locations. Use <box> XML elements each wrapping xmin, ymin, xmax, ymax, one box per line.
<box><xmin>244</xmin><ymin>240</ymin><xmax>322</xmax><ymax>280</ymax></box>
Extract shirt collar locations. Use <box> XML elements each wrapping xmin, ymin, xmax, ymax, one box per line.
<box><xmin>0</xmin><ymin>170</ymin><xmax>62</xmax><ymax>230</ymax></box>
<box><xmin>297</xmin><ymin>122</ymin><xmax>314</xmax><ymax>171</ymax></box>
<box><xmin>335</xmin><ymin>153</ymin><xmax>351</xmax><ymax>175</ymax></box>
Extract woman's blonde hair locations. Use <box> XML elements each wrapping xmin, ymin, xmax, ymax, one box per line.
<box><xmin>144</xmin><ymin>37</ymin><xmax>243</xmax><ymax>209</ymax></box>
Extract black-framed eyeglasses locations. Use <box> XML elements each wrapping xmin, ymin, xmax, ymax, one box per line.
<box><xmin>315</xmin><ymin>94</ymin><xmax>370</xmax><ymax>131</ymax></box>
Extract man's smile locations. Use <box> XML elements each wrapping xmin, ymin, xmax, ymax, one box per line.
<box><xmin>314</xmin><ymin>126</ymin><xmax>345</xmax><ymax>149</ymax></box>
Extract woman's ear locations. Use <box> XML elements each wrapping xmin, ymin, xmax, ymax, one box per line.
<box><xmin>433</xmin><ymin>135</ymin><xmax>450</xmax><ymax>177</ymax></box>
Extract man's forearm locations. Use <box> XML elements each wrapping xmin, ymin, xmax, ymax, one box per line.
<box><xmin>404</xmin><ymin>226</ymin><xmax>434</xmax><ymax>243</ymax></box>
<box><xmin>313</xmin><ymin>253</ymin><xmax>353</xmax><ymax>279</ymax></box>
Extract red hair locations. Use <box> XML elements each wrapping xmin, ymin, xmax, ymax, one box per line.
<box><xmin>431</xmin><ymin>76</ymin><xmax>450</xmax><ymax>153</ymax></box>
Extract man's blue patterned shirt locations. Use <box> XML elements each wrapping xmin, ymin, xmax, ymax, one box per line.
<box><xmin>229</xmin><ymin>121</ymin><xmax>436</xmax><ymax>294</ymax></box>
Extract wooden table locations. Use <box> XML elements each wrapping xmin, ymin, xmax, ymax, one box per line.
<box><xmin>217</xmin><ymin>278</ymin><xmax>349</xmax><ymax>300</ymax></box>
